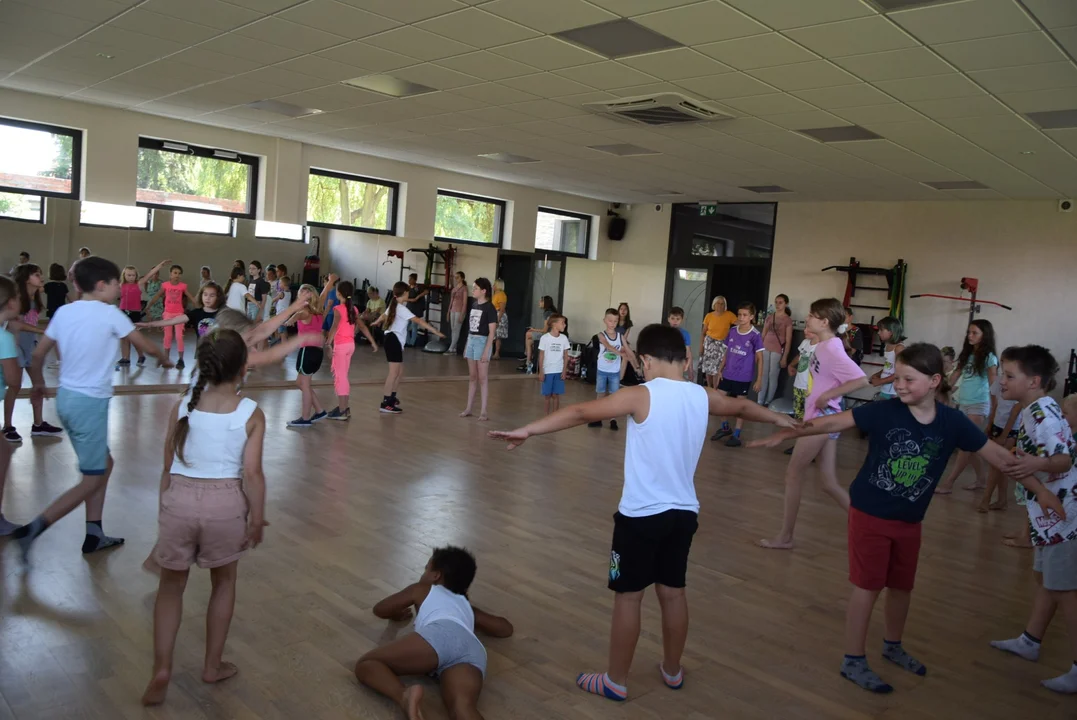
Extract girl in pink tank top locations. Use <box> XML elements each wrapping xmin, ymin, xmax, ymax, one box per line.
<box><xmin>324</xmin><ymin>279</ymin><xmax>377</xmax><ymax>421</ymax></box>
<box><xmin>285</xmin><ymin>283</ymin><xmax>329</xmax><ymax>427</ymax></box>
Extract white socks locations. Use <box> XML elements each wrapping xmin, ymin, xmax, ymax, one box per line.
<box><xmin>990</xmin><ymin>632</ymin><xmax>1041</xmax><ymax>662</ymax></box>
<box><xmin>1043</xmin><ymin>663</ymin><xmax>1077</xmax><ymax>694</ymax></box>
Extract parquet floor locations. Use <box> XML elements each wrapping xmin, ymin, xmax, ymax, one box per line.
<box><xmin>0</xmin><ymin>366</ymin><xmax>1071</xmax><ymax>719</ymax></box>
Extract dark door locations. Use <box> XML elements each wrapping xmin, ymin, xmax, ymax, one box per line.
<box><xmin>709</xmin><ymin>261</ymin><xmax>771</xmax><ymax>319</ymax></box>
<box><xmin>496</xmin><ymin>252</ymin><xmax>532</xmax><ymax>357</ymax></box>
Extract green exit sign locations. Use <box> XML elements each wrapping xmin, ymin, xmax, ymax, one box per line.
<box><xmin>699</xmin><ymin>204</ymin><xmax>718</xmax><ymax>216</ymax></box>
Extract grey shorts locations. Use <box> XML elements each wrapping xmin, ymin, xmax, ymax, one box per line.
<box><xmin>1034</xmin><ymin>541</ymin><xmax>1077</xmax><ymax>591</ymax></box>
<box><xmin>416</xmin><ymin>620</ymin><xmax>487</xmax><ymax>678</ymax></box>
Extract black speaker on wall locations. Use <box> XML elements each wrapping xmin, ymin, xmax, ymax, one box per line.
<box><xmin>607</xmin><ymin>217</ymin><xmax>627</xmax><ymax>241</ymax></box>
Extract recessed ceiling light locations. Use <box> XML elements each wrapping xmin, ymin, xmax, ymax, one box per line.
<box><xmin>1025</xmin><ymin>109</ymin><xmax>1077</xmax><ymax>130</ymax></box>
<box><xmin>1020</xmin><ymin>150</ymin><xmax>1035</xmax><ymax>155</ymax></box>
<box><xmin>477</xmin><ymin>152</ymin><xmax>541</xmax><ymax>164</ymax></box>
<box><xmin>798</xmin><ymin>125</ymin><xmax>883</xmax><ymax>143</ymax></box>
<box><xmin>341</xmin><ymin>74</ymin><xmax>436</xmax><ymax>98</ymax></box>
<box><xmin>96</xmin><ymin>53</ymin><xmax>114</xmax><ymax>59</ymax></box>
<box><xmin>922</xmin><ymin>180</ymin><xmax>990</xmax><ymax>191</ymax></box>
<box><xmin>740</xmin><ymin>185</ymin><xmax>793</xmax><ymax>194</ymax></box>
<box><xmin>245</xmin><ymin>99</ymin><xmax>324</xmax><ymax>118</ymax></box>
<box><xmin>588</xmin><ymin>143</ymin><xmax>659</xmax><ymax>157</ymax></box>
<box><xmin>555</xmin><ymin>19</ymin><xmax>682</xmax><ymax>59</ymax></box>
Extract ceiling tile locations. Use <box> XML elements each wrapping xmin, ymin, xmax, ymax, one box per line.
<box><xmin>234</xmin><ymin>17</ymin><xmax>349</xmax><ymax>53</ymax></box>
<box><xmin>224</xmin><ymin>0</ymin><xmax>300</xmax><ymax>10</ymax></box>
<box><xmin>316</xmin><ymin>41</ymin><xmax>418</xmax><ymax>72</ymax></box>
<box><xmin>609</xmin><ymin>81</ymin><xmax>691</xmax><ymax>98</ymax></box>
<box><xmin>968</xmin><ymin>62</ymin><xmax>1077</xmax><ymax>95</ymax></box>
<box><xmin>200</xmin><ymin>33</ymin><xmax>304</xmax><ymax>65</ymax></box>
<box><xmin>836</xmin><ymin>140</ymin><xmax>965</xmax><ymax>181</ymax></box>
<box><xmin>707</xmin><ymin>117</ymin><xmax>782</xmax><ymax>135</ymax></box>
<box><xmin>555</xmin><ymin>61</ymin><xmax>659</xmax><ymax>90</ymax></box>
<box><xmin>0</xmin><ymin>3</ymin><xmax>93</xmax><ymax>42</ymax></box>
<box><xmin>1022</xmin><ymin>0</ymin><xmax>1077</xmax><ymax>28</ymax></box>
<box><xmin>501</xmin><ymin>72</ymin><xmax>595</xmax><ymax>97</ymax></box>
<box><xmin>277</xmin><ymin>1</ymin><xmax>400</xmax><ymax>38</ymax></box>
<box><xmin>1054</xmin><ymin>26</ymin><xmax>1077</xmax><ymax>58</ymax></box>
<box><xmin>792</xmin><ymin>83</ymin><xmax>892</xmax><ymax>109</ymax></box>
<box><xmin>832</xmin><ymin>46</ymin><xmax>954</xmax><ymax>82</ymax></box>
<box><xmin>720</xmin><ymin>93</ymin><xmax>816</xmax><ymax>116</ymax></box>
<box><xmin>238</xmin><ymin>66</ymin><xmax>329</xmax><ymax>93</ymax></box>
<box><xmin>107</xmin><ymin>8</ymin><xmax>221</xmax><ymax>44</ymax></box>
<box><xmin>335</xmin><ymin>0</ymin><xmax>465</xmax><ymax>23</ymax></box>
<box><xmin>996</xmin><ymin>87</ymin><xmax>1077</xmax><ymax>113</ymax></box>
<box><xmin>676</xmin><ymin>72</ymin><xmax>775</xmax><ymax>99</ymax></box>
<box><xmin>874</xmin><ymin>73</ymin><xmax>985</xmax><ymax>102</ymax></box>
<box><xmin>722</xmin><ymin>0</ymin><xmax>876</xmax><ymax>31</ymax></box>
<box><xmin>482</xmin><ymin>0</ymin><xmax>618</xmax><ymax>34</ymax></box>
<box><xmin>413</xmin><ymin>91</ymin><xmax>486</xmax><ymax>113</ymax></box>
<box><xmin>275</xmin><ymin>55</ymin><xmax>369</xmax><ymax>82</ymax></box>
<box><xmin>502</xmin><ymin>99</ymin><xmax>587</xmax><ymax>119</ymax></box>
<box><xmin>436</xmin><ymin>51</ymin><xmax>539</xmax><ymax>81</ymax></box>
<box><xmin>748</xmin><ymin>61</ymin><xmax>859</xmax><ymax>91</ymax></box>
<box><xmin>274</xmin><ymin>85</ymin><xmax>385</xmax><ymax>112</ymax></box>
<box><xmin>934</xmin><ymin>32</ymin><xmax>1067</xmax><ymax>72</ymax></box>
<box><xmin>393</xmin><ymin>62</ymin><xmax>483</xmax><ymax>90</ymax></box>
<box><xmin>364</xmin><ymin>25</ymin><xmax>477</xmax><ymax>62</ymax></box>
<box><xmin>889</xmin><ymin>0</ymin><xmax>1038</xmax><ymax>44</ymax></box>
<box><xmin>907</xmin><ymin>95</ymin><xmax>1012</xmax><ymax>119</ymax></box>
<box><xmin>765</xmin><ymin>110</ymin><xmax>847</xmax><ymax>130</ymax></box>
<box><xmin>785</xmin><ymin>16</ymin><xmax>919</xmax><ymax>58</ymax></box>
<box><xmin>619</xmin><ymin>48</ymin><xmax>732</xmax><ymax>80</ymax></box>
<box><xmin>489</xmin><ymin>36</ymin><xmax>604</xmax><ymax>70</ymax></box>
<box><xmin>139</xmin><ymin>0</ymin><xmax>261</xmax><ymax>31</ymax></box>
<box><xmin>452</xmin><ymin>81</ymin><xmax>539</xmax><ymax>105</ymax></box>
<box><xmin>10</xmin><ymin>0</ymin><xmax>132</xmax><ymax>24</ymax></box>
<box><xmin>587</xmin><ymin>0</ymin><xmax>701</xmax><ymax>15</ymax></box>
<box><xmin>170</xmin><ymin>47</ymin><xmax>263</xmax><ymax>74</ymax></box>
<box><xmin>695</xmin><ymin>33</ymin><xmax>818</xmax><ymax>70</ymax></box>
<box><xmin>416</xmin><ymin>8</ymin><xmax>540</xmax><ymax>49</ymax></box>
<box><xmin>634</xmin><ymin>1</ymin><xmax>768</xmax><ymax>46</ymax></box>
<box><xmin>2</xmin><ymin>76</ymin><xmax>88</xmax><ymax>96</ymax></box>
<box><xmin>79</xmin><ymin>24</ymin><xmax>187</xmax><ymax>59</ymax></box>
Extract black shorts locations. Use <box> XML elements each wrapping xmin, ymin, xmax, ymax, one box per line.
<box><xmin>718</xmin><ymin>378</ymin><xmax>751</xmax><ymax>397</ymax></box>
<box><xmin>989</xmin><ymin>425</ymin><xmax>1018</xmax><ymax>440</ymax></box>
<box><xmin>608</xmin><ymin>510</ymin><xmax>698</xmax><ymax>593</ymax></box>
<box><xmin>383</xmin><ymin>332</ymin><xmax>403</xmax><ymax>363</ymax></box>
<box><xmin>296</xmin><ymin>346</ymin><xmax>323</xmax><ymax>376</ymax></box>
<box><xmin>125</xmin><ymin>310</ymin><xmax>142</xmax><ymax>324</ymax></box>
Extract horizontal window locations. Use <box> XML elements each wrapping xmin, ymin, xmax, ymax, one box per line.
<box><xmin>136</xmin><ymin>137</ymin><xmax>257</xmax><ymax>218</ymax></box>
<box><xmin>0</xmin><ymin>191</ymin><xmax>44</xmax><ymax>223</ymax></box>
<box><xmin>173</xmin><ymin>211</ymin><xmax>234</xmax><ymax>236</ymax></box>
<box><xmin>307</xmin><ymin>169</ymin><xmax>398</xmax><ymax>235</ymax></box>
<box><xmin>0</xmin><ymin>118</ymin><xmax>81</xmax><ymax>200</ymax></box>
<box><xmin>435</xmin><ymin>190</ymin><xmax>505</xmax><ymax>247</ymax></box>
<box><xmin>535</xmin><ymin>208</ymin><xmax>591</xmax><ymax>257</ymax></box>
<box><xmin>79</xmin><ymin>201</ymin><xmax>151</xmax><ymax>230</ymax></box>
<box><xmin>255</xmin><ymin>220</ymin><xmax>306</xmax><ymax>242</ymax></box>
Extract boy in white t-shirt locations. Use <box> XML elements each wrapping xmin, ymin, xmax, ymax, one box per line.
<box><xmin>491</xmin><ymin>324</ymin><xmax>794</xmax><ymax>702</ymax></box>
<box><xmin>537</xmin><ymin>314</ymin><xmax>570</xmax><ymax>415</ymax></box>
<box><xmin>15</xmin><ymin>257</ymin><xmax>171</xmax><ymax>563</ymax></box>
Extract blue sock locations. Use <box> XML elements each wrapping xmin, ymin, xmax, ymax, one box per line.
<box><xmin>721</xmin><ymin>421</ymin><xmax>730</xmax><ymax>430</ymax></box>
<box><xmin>733</xmin><ymin>428</ymin><xmax>741</xmax><ymax>438</ymax></box>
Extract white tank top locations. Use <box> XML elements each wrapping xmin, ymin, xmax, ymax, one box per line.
<box><xmin>415</xmin><ymin>584</ymin><xmax>476</xmax><ymax>635</ymax></box>
<box><xmin>880</xmin><ymin>347</ymin><xmax>896</xmax><ymax>396</ymax></box>
<box><xmin>620</xmin><ymin>378</ymin><xmax>708</xmax><ymax>517</ymax></box>
<box><xmin>172</xmin><ymin>395</ymin><xmax>257</xmax><ymax>479</ymax></box>
<box><xmin>597</xmin><ymin>330</ymin><xmax>622</xmax><ymax>374</ymax></box>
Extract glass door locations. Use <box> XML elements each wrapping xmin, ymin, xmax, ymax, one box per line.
<box><xmin>671</xmin><ymin>267</ymin><xmax>709</xmax><ymax>351</ymax></box>
<box><xmin>531</xmin><ymin>253</ymin><xmax>564</xmax><ymax>330</ymax></box>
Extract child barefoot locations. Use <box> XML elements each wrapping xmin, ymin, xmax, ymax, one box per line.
<box><xmin>355</xmin><ymin>546</ymin><xmax>513</xmax><ymax>719</ymax></box>
<box><xmin>142</xmin><ymin>329</ymin><xmax>267</xmax><ymax>705</ymax></box>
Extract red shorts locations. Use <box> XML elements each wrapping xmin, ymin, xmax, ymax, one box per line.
<box><xmin>848</xmin><ymin>507</ymin><xmax>922</xmax><ymax>592</ymax></box>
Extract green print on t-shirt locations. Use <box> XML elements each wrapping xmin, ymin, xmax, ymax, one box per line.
<box><xmin>872</xmin><ymin>431</ymin><xmax>942</xmax><ymax>501</ymax></box>
<box><xmin>888</xmin><ymin>454</ymin><xmax>930</xmax><ymax>488</ymax></box>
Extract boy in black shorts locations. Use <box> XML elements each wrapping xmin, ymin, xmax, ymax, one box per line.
<box><xmin>490</xmin><ymin>325</ymin><xmax>794</xmax><ymax>701</ymax></box>
<box><xmin>711</xmin><ymin>302</ymin><xmax>764</xmax><ymax>446</ymax></box>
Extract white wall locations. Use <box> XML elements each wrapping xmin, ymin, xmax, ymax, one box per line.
<box><xmin>609</xmin><ymin>203</ymin><xmax>672</xmax><ymax>328</ymax></box>
<box><xmin>769</xmin><ymin>201</ymin><xmax>1077</xmax><ymax>381</ymax></box>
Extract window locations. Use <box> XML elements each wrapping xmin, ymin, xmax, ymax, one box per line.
<box><xmin>255</xmin><ymin>220</ymin><xmax>307</xmax><ymax>242</ymax></box>
<box><xmin>173</xmin><ymin>211</ymin><xmax>234</xmax><ymax>236</ymax></box>
<box><xmin>307</xmin><ymin>169</ymin><xmax>398</xmax><ymax>235</ymax></box>
<box><xmin>136</xmin><ymin>137</ymin><xmax>257</xmax><ymax>218</ymax></box>
<box><xmin>0</xmin><ymin>118</ymin><xmax>81</xmax><ymax>200</ymax></box>
<box><xmin>535</xmin><ymin>207</ymin><xmax>591</xmax><ymax>257</ymax></box>
<box><xmin>79</xmin><ymin>201</ymin><xmax>151</xmax><ymax>230</ymax></box>
<box><xmin>0</xmin><ymin>191</ymin><xmax>44</xmax><ymax>223</ymax></box>
<box><xmin>691</xmin><ymin>235</ymin><xmax>729</xmax><ymax>257</ymax></box>
<box><xmin>434</xmin><ymin>190</ymin><xmax>505</xmax><ymax>246</ymax></box>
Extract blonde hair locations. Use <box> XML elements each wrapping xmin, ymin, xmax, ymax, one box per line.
<box><xmin>214</xmin><ymin>308</ymin><xmax>256</xmax><ymax>334</ymax></box>
<box><xmin>122</xmin><ymin>265</ymin><xmax>138</xmax><ymax>284</ymax></box>
<box><xmin>711</xmin><ymin>295</ymin><xmax>727</xmax><ymax>312</ymax></box>
<box><xmin>494</xmin><ymin>278</ymin><xmax>505</xmax><ymax>292</ymax></box>
<box><xmin>298</xmin><ymin>283</ymin><xmax>321</xmax><ymax>317</ymax></box>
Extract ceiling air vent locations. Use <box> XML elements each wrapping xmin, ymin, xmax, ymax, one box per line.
<box><xmin>585</xmin><ymin>93</ymin><xmax>731</xmax><ymax>126</ymax></box>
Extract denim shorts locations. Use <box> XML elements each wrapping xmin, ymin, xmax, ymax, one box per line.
<box><xmin>464</xmin><ymin>334</ymin><xmax>489</xmax><ymax>361</ymax></box>
<box><xmin>56</xmin><ymin>387</ymin><xmax>110</xmax><ymax>475</ymax></box>
<box><xmin>542</xmin><ymin>372</ymin><xmax>565</xmax><ymax>396</ymax></box>
<box><xmin>596</xmin><ymin>370</ymin><xmax>620</xmax><ymax>394</ymax></box>
<box><xmin>416</xmin><ymin>620</ymin><xmax>487</xmax><ymax>677</ymax></box>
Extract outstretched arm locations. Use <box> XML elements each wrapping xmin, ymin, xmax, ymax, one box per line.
<box><xmin>749</xmin><ymin>409</ymin><xmax>855</xmax><ymax>448</ymax></box>
<box><xmin>140</xmin><ymin>259</ymin><xmax>170</xmax><ymax>285</ymax></box>
<box><xmin>242</xmin><ymin>296</ymin><xmax>307</xmax><ymax>346</ymax></box>
<box><xmin>137</xmin><ymin>314</ymin><xmax>189</xmax><ymax>329</ymax></box>
<box><xmin>410</xmin><ymin>314</ymin><xmax>444</xmax><ymax>338</ymax></box>
<box><xmin>490</xmin><ymin>387</ymin><xmax>649</xmax><ymax>449</ymax></box>
<box><xmin>472</xmin><ymin>606</ymin><xmax>513</xmax><ymax>638</ymax></box>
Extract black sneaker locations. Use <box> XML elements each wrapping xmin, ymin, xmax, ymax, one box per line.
<box><xmin>710</xmin><ymin>428</ymin><xmax>732</xmax><ymax>442</ymax></box>
<box><xmin>311</xmin><ymin>410</ymin><xmax>328</xmax><ymax>423</ymax></box>
<box><xmin>136</xmin><ymin>356</ymin><xmax>146</xmax><ymax>366</ymax></box>
<box><xmin>287</xmin><ymin>417</ymin><xmax>313</xmax><ymax>428</ymax></box>
<box><xmin>390</xmin><ymin>396</ymin><xmax>401</xmax><ymax>407</ymax></box>
<box><xmin>175</xmin><ymin>358</ymin><xmax>185</xmax><ymax>370</ymax></box>
<box><xmin>380</xmin><ymin>400</ymin><xmax>402</xmax><ymax>414</ymax></box>
<box><xmin>31</xmin><ymin>422</ymin><xmax>63</xmax><ymax>437</ymax></box>
<box><xmin>588</xmin><ymin>420</ymin><xmax>603</xmax><ymax>428</ymax></box>
<box><xmin>725</xmin><ymin>436</ymin><xmax>742</xmax><ymax>447</ymax></box>
<box><xmin>609</xmin><ymin>419</ymin><xmax>619</xmax><ymax>431</ymax></box>
<box><xmin>327</xmin><ymin>407</ymin><xmax>350</xmax><ymax>421</ymax></box>
<box><xmin>3</xmin><ymin>426</ymin><xmax>22</xmax><ymax>444</ymax></box>
<box><xmin>117</xmin><ymin>358</ymin><xmax>131</xmax><ymax>366</ymax></box>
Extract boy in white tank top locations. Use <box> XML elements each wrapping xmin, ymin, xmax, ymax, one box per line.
<box><xmin>490</xmin><ymin>325</ymin><xmax>795</xmax><ymax>702</ymax></box>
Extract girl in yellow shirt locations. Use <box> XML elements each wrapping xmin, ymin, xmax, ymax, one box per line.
<box><xmin>492</xmin><ymin>279</ymin><xmax>508</xmax><ymax>360</ymax></box>
<box><xmin>700</xmin><ymin>296</ymin><xmax>737</xmax><ymax>389</ymax></box>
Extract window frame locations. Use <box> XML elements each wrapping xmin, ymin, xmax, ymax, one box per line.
<box><xmin>0</xmin><ymin>117</ymin><xmax>83</xmax><ymax>201</ymax></box>
<box><xmin>434</xmin><ymin>189</ymin><xmax>507</xmax><ymax>248</ymax></box>
<box><xmin>136</xmin><ymin>136</ymin><xmax>258</xmax><ymax>220</ymax></box>
<box><xmin>255</xmin><ymin>220</ymin><xmax>309</xmax><ymax>243</ymax></box>
<box><xmin>0</xmin><ymin>192</ymin><xmax>45</xmax><ymax>224</ymax></box>
<box><xmin>172</xmin><ymin>211</ymin><xmax>236</xmax><ymax>237</ymax></box>
<box><xmin>306</xmin><ymin>168</ymin><xmax>399</xmax><ymax>236</ymax></box>
<box><xmin>535</xmin><ymin>206</ymin><xmax>592</xmax><ymax>258</ymax></box>
<box><xmin>78</xmin><ymin>202</ymin><xmax>152</xmax><ymax>231</ymax></box>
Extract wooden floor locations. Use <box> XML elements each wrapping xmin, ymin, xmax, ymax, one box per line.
<box><xmin>0</xmin><ymin>371</ymin><xmax>1072</xmax><ymax>719</ymax></box>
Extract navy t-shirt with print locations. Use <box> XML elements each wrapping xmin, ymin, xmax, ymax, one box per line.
<box><xmin>851</xmin><ymin>398</ymin><xmax>987</xmax><ymax>523</ymax></box>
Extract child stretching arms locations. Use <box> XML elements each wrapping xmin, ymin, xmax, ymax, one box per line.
<box><xmin>356</xmin><ymin>546</ymin><xmax>513</xmax><ymax>720</ymax></box>
<box><xmin>142</xmin><ymin>329</ymin><xmax>267</xmax><ymax>706</ymax></box>
<box><xmin>751</xmin><ymin>343</ymin><xmax>1040</xmax><ymax>693</ymax></box>
<box><xmin>325</xmin><ymin>279</ymin><xmax>377</xmax><ymax>421</ymax></box>
<box><xmin>146</xmin><ymin>264</ymin><xmax>198</xmax><ymax>369</ymax></box>
<box><xmin>372</xmin><ymin>281</ymin><xmax>444</xmax><ymax>414</ymax></box>
<box><xmin>990</xmin><ymin>346</ymin><xmax>1077</xmax><ymax>693</ymax></box>
<box><xmin>490</xmin><ymin>325</ymin><xmax>794</xmax><ymax>701</ymax></box>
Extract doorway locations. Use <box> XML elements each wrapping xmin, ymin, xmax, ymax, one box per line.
<box><xmin>670</xmin><ymin>267</ymin><xmax>709</xmax><ymax>351</ymax></box>
<box><xmin>496</xmin><ymin>251</ymin><xmax>533</xmax><ymax>357</ymax></box>
<box><xmin>530</xmin><ymin>252</ymin><xmax>565</xmax><ymax>332</ymax></box>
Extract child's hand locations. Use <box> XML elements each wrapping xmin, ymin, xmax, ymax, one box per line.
<box><xmin>371</xmin><ymin>345</ymin><xmax>379</xmax><ymax>353</ymax></box>
<box><xmin>1008</xmin><ymin>449</ymin><xmax>1045</xmax><ymax>479</ymax></box>
<box><xmin>814</xmin><ymin>392</ymin><xmax>831</xmax><ymax>412</ymax></box>
<box><xmin>390</xmin><ymin>608</ymin><xmax>413</xmax><ymax>622</ymax></box>
<box><xmin>748</xmin><ymin>429</ymin><xmax>796</xmax><ymax>448</ymax></box>
<box><xmin>488</xmin><ymin>428</ymin><xmax>529</xmax><ymax>450</ymax></box>
<box><xmin>753</xmin><ymin>380</ymin><xmax>761</xmax><ymax>394</ymax></box>
<box><xmin>245</xmin><ymin>519</ymin><xmax>269</xmax><ymax>549</ymax></box>
<box><xmin>561</xmin><ymin>371</ymin><xmax>567</xmax><ymax>380</ymax></box>
<box><xmin>774</xmin><ymin>414</ymin><xmax>800</xmax><ymax>430</ymax></box>
<box><xmin>1035</xmin><ymin>488</ymin><xmax>1066</xmax><ymax>521</ymax></box>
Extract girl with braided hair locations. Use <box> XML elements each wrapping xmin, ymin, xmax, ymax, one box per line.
<box><xmin>142</xmin><ymin>328</ymin><xmax>268</xmax><ymax>707</ymax></box>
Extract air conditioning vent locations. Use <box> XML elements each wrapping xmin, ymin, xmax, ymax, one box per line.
<box><xmin>585</xmin><ymin>93</ymin><xmax>732</xmax><ymax>126</ymax></box>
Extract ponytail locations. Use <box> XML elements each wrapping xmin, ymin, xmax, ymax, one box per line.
<box><xmin>338</xmin><ymin>281</ymin><xmax>357</xmax><ymax>324</ymax></box>
<box><xmin>385</xmin><ymin>281</ymin><xmax>409</xmax><ymax>329</ymax></box>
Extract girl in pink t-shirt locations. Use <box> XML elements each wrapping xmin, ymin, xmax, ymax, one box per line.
<box><xmin>146</xmin><ymin>264</ymin><xmax>197</xmax><ymax>369</ymax></box>
<box><xmin>760</xmin><ymin>298</ymin><xmax>867</xmax><ymax>550</ymax></box>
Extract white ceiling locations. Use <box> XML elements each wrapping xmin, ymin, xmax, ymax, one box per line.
<box><xmin>2</xmin><ymin>0</ymin><xmax>1077</xmax><ymax>204</ymax></box>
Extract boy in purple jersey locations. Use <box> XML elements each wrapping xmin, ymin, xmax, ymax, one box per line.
<box><xmin>711</xmin><ymin>302</ymin><xmax>764</xmax><ymax>447</ymax></box>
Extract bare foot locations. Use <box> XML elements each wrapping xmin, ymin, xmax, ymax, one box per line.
<box><xmin>203</xmin><ymin>661</ymin><xmax>238</xmax><ymax>684</ymax></box>
<box><xmin>935</xmin><ymin>486</ymin><xmax>953</xmax><ymax>495</ymax></box>
<box><xmin>976</xmin><ymin>505</ymin><xmax>989</xmax><ymax>514</ymax></box>
<box><xmin>403</xmin><ymin>685</ymin><xmax>425</xmax><ymax>720</ymax></box>
<box><xmin>758</xmin><ymin>538</ymin><xmax>794</xmax><ymax>550</ymax></box>
<box><xmin>990</xmin><ymin>502</ymin><xmax>1007</xmax><ymax>511</ymax></box>
<box><xmin>459</xmin><ymin>410</ymin><xmax>472</xmax><ymax>418</ymax></box>
<box><xmin>1002</xmin><ymin>530</ymin><xmax>1019</xmax><ymax>539</ymax></box>
<box><xmin>141</xmin><ymin>669</ymin><xmax>170</xmax><ymax>706</ymax></box>
<box><xmin>478</xmin><ymin>414</ymin><xmax>489</xmax><ymax>422</ymax></box>
<box><xmin>1002</xmin><ymin>537</ymin><xmax>1033</xmax><ymax>549</ymax></box>
<box><xmin>963</xmin><ymin>483</ymin><xmax>985</xmax><ymax>491</ymax></box>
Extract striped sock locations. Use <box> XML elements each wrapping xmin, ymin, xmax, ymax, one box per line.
<box><xmin>575</xmin><ymin>672</ymin><xmax>627</xmax><ymax>701</ymax></box>
<box><xmin>659</xmin><ymin>663</ymin><xmax>683</xmax><ymax>689</ymax></box>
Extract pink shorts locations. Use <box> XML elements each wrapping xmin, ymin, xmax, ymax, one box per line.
<box><xmin>155</xmin><ymin>477</ymin><xmax>249</xmax><ymax>571</ymax></box>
